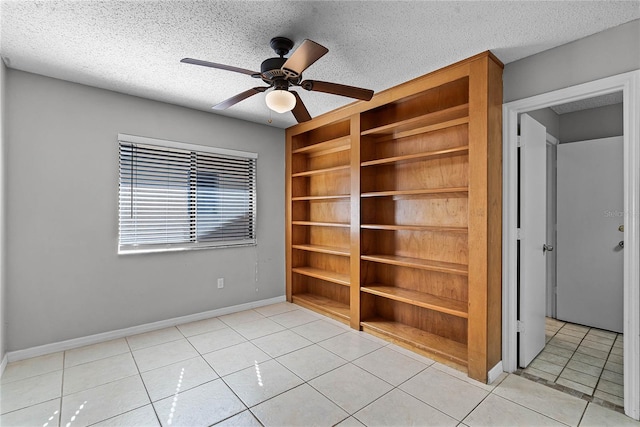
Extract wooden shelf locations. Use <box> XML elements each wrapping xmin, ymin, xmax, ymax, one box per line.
<box><xmin>361</xmin><ymin>319</ymin><xmax>467</xmax><ymax>366</ymax></box>
<box><xmin>361</xmin><ymin>224</ymin><xmax>467</xmax><ymax>233</ymax></box>
<box><xmin>361</xmin><ymin>146</ymin><xmax>469</xmax><ymax>167</ymax></box>
<box><xmin>291</xmin><ymin>267</ymin><xmax>350</xmax><ymax>286</ymax></box>
<box><xmin>291</xmin><ymin>165</ymin><xmax>350</xmax><ymax>178</ymax></box>
<box><xmin>361</xmin><ymin>285</ymin><xmax>468</xmax><ymax>318</ymax></box>
<box><xmin>292</xmin><ymin>293</ymin><xmax>350</xmax><ymax>322</ymax></box>
<box><xmin>361</xmin><ymin>104</ymin><xmax>469</xmax><ymax>138</ymax></box>
<box><xmin>292</xmin><ymin>195</ymin><xmax>350</xmax><ymax>201</ymax></box>
<box><xmin>292</xmin><ymin>136</ymin><xmax>351</xmax><ymax>157</ymax></box>
<box><xmin>291</xmin><ymin>221</ymin><xmax>350</xmax><ymax>228</ymax></box>
<box><xmin>361</xmin><ymin>254</ymin><xmax>468</xmax><ymax>276</ymax></box>
<box><xmin>292</xmin><ymin>244</ymin><xmax>350</xmax><ymax>257</ymax></box>
<box><xmin>361</xmin><ymin>187</ymin><xmax>468</xmax><ymax>198</ymax></box>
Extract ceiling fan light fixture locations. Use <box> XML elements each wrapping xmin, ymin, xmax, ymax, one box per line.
<box><xmin>265</xmin><ymin>89</ymin><xmax>296</xmax><ymax>113</ymax></box>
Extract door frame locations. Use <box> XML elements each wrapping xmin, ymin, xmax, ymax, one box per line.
<box><xmin>502</xmin><ymin>70</ymin><xmax>640</xmax><ymax>419</ymax></box>
<box><xmin>546</xmin><ymin>132</ymin><xmax>558</xmax><ymax>319</ymax></box>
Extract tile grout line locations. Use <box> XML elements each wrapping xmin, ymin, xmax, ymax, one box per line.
<box><xmin>554</xmin><ymin>323</ymin><xmax>588</xmax><ymax>387</ymax></box>
<box><xmin>58</xmin><ymin>351</ymin><xmax>65</xmax><ymax>427</ymax></box>
<box><xmin>124</xmin><ymin>333</ymin><xmax>162</xmax><ymax>427</ymax></box>
<box><xmin>591</xmin><ymin>330</ymin><xmax>620</xmax><ymax>401</ymax></box>
<box><xmin>195</xmin><ymin>348</ymin><xmax>254</xmax><ymax>426</ymax></box>
<box><xmin>577</xmin><ymin>400</ymin><xmax>590</xmax><ymax>427</ymax></box>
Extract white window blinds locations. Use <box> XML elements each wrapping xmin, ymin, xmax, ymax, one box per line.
<box><xmin>118</xmin><ymin>134</ymin><xmax>257</xmax><ymax>253</ymax></box>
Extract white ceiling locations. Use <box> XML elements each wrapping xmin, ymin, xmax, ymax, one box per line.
<box><xmin>550</xmin><ymin>91</ymin><xmax>624</xmax><ymax>115</ymax></box>
<box><xmin>1</xmin><ymin>1</ymin><xmax>638</xmax><ymax>129</ymax></box>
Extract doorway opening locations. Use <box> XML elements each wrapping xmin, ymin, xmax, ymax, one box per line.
<box><xmin>502</xmin><ymin>70</ymin><xmax>640</xmax><ymax>420</ymax></box>
<box><xmin>517</xmin><ymin>98</ymin><xmax>625</xmax><ymax>410</ymax></box>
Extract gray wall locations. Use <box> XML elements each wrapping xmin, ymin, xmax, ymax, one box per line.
<box><xmin>0</xmin><ymin>59</ymin><xmax>6</xmax><ymax>360</ymax></box>
<box><xmin>560</xmin><ymin>103</ymin><xmax>623</xmax><ymax>143</ymax></box>
<box><xmin>6</xmin><ymin>70</ymin><xmax>285</xmax><ymax>351</ymax></box>
<box><xmin>504</xmin><ymin>19</ymin><xmax>640</xmax><ymax>102</ymax></box>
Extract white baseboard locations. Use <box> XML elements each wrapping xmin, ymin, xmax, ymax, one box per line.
<box><xmin>0</xmin><ymin>353</ymin><xmax>7</xmax><ymax>377</ymax></box>
<box><xmin>6</xmin><ymin>295</ymin><xmax>286</xmax><ymax>363</ymax></box>
<box><xmin>488</xmin><ymin>360</ymin><xmax>504</xmax><ymax>384</ymax></box>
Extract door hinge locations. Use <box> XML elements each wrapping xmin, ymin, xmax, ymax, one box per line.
<box><xmin>517</xmin><ymin>320</ymin><xmax>525</xmax><ymax>333</ymax></box>
<box><xmin>516</xmin><ymin>228</ymin><xmax>522</xmax><ymax>240</ymax></box>
<box><xmin>517</xmin><ymin>136</ymin><xmax>523</xmax><ymax>147</ymax></box>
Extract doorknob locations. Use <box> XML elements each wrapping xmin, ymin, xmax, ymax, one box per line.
<box><xmin>619</xmin><ymin>241</ymin><xmax>624</xmax><ymax>249</ymax></box>
<box><xmin>543</xmin><ymin>244</ymin><xmax>554</xmax><ymax>253</ymax></box>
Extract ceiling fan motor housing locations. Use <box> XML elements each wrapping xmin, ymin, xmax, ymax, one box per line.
<box><xmin>260</xmin><ymin>37</ymin><xmax>302</xmax><ymax>84</ymax></box>
<box><xmin>260</xmin><ymin>57</ymin><xmax>287</xmax><ymax>82</ymax></box>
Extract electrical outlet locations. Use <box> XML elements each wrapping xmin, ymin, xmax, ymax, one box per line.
<box><xmin>217</xmin><ymin>278</ymin><xmax>224</xmax><ymax>289</ymax></box>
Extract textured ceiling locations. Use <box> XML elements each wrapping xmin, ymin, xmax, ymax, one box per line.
<box><xmin>550</xmin><ymin>92</ymin><xmax>624</xmax><ymax>115</ymax></box>
<box><xmin>1</xmin><ymin>1</ymin><xmax>638</xmax><ymax>129</ymax></box>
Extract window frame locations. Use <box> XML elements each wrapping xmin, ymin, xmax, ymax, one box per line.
<box><xmin>117</xmin><ymin>133</ymin><xmax>258</xmax><ymax>255</ymax></box>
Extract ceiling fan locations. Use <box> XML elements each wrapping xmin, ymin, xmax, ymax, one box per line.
<box><xmin>181</xmin><ymin>37</ymin><xmax>374</xmax><ymax>123</ymax></box>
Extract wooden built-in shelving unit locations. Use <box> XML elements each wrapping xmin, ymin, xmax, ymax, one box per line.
<box><xmin>286</xmin><ymin>52</ymin><xmax>503</xmax><ymax>382</ymax></box>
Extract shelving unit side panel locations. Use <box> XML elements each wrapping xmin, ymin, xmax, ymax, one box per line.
<box><xmin>350</xmin><ymin>114</ymin><xmax>362</xmax><ymax>330</ymax></box>
<box><xmin>466</xmin><ymin>55</ymin><xmax>503</xmax><ymax>382</ymax></box>
<box><xmin>486</xmin><ymin>56</ymin><xmax>504</xmax><ymax>371</ymax></box>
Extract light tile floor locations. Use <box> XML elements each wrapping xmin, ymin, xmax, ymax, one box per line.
<box><xmin>521</xmin><ymin>317</ymin><xmax>624</xmax><ymax>409</ymax></box>
<box><xmin>1</xmin><ymin>303</ymin><xmax>638</xmax><ymax>426</ymax></box>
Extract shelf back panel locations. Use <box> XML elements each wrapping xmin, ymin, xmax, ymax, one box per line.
<box><xmin>361</xmin><ymin>261</ymin><xmax>468</xmax><ymax>303</ymax></box>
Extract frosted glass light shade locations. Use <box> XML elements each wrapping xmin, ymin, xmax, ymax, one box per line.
<box><xmin>265</xmin><ymin>89</ymin><xmax>296</xmax><ymax>113</ymax></box>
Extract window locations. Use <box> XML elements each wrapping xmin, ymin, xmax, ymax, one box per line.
<box><xmin>118</xmin><ymin>134</ymin><xmax>257</xmax><ymax>254</ymax></box>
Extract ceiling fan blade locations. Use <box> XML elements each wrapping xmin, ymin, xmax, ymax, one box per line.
<box><xmin>291</xmin><ymin>91</ymin><xmax>312</xmax><ymax>123</ymax></box>
<box><xmin>301</xmin><ymin>80</ymin><xmax>374</xmax><ymax>101</ymax></box>
<box><xmin>181</xmin><ymin>58</ymin><xmax>259</xmax><ymax>76</ymax></box>
<box><xmin>281</xmin><ymin>39</ymin><xmax>328</xmax><ymax>78</ymax></box>
<box><xmin>212</xmin><ymin>87</ymin><xmax>268</xmax><ymax>110</ymax></box>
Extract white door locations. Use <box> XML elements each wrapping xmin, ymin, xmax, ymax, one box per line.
<box><xmin>519</xmin><ymin>114</ymin><xmax>549</xmax><ymax>368</ymax></box>
<box><xmin>557</xmin><ymin>136</ymin><xmax>624</xmax><ymax>333</ymax></box>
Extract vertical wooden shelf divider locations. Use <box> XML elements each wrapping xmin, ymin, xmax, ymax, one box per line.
<box><xmin>285</xmin><ymin>51</ymin><xmax>503</xmax><ymax>383</ymax></box>
<box><xmin>349</xmin><ymin>114</ymin><xmax>361</xmax><ymax>330</ymax></box>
